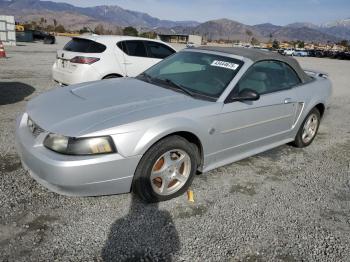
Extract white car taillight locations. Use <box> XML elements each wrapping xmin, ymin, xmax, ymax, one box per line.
<box><xmin>70</xmin><ymin>56</ymin><xmax>100</xmax><ymax>64</ymax></box>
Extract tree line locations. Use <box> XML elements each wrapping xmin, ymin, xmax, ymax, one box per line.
<box><xmin>20</xmin><ymin>18</ymin><xmax>350</xmax><ymax>49</ymax></box>
<box><xmin>20</xmin><ymin>18</ymin><xmax>156</xmax><ymax>38</ymax></box>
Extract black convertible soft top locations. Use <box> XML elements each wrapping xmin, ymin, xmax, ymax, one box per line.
<box><xmin>194</xmin><ymin>46</ymin><xmax>312</xmax><ymax>83</ymax></box>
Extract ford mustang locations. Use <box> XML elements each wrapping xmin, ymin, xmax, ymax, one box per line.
<box><xmin>16</xmin><ymin>47</ymin><xmax>332</xmax><ymax>202</ymax></box>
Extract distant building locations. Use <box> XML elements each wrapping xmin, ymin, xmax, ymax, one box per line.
<box><xmin>0</xmin><ymin>15</ymin><xmax>16</xmax><ymax>46</ymax></box>
<box><xmin>157</xmin><ymin>34</ymin><xmax>202</xmax><ymax>45</ymax></box>
<box><xmin>330</xmin><ymin>44</ymin><xmax>346</xmax><ymax>52</ymax></box>
<box><xmin>312</xmin><ymin>43</ymin><xmax>340</xmax><ymax>51</ymax></box>
<box><xmin>304</xmin><ymin>43</ymin><xmax>315</xmax><ymax>50</ymax></box>
<box><xmin>259</xmin><ymin>43</ymin><xmax>269</xmax><ymax>48</ymax></box>
<box><xmin>279</xmin><ymin>42</ymin><xmax>293</xmax><ymax>49</ymax></box>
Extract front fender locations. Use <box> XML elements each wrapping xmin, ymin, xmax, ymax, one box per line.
<box><xmin>113</xmin><ymin>117</ymin><xmax>207</xmax><ymax>157</ymax></box>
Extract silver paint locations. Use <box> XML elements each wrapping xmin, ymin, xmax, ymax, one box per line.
<box><xmin>15</xmin><ymin>49</ymin><xmax>332</xmax><ymax>196</ymax></box>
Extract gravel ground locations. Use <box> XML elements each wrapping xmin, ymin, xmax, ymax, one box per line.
<box><xmin>0</xmin><ymin>37</ymin><xmax>350</xmax><ymax>262</ymax></box>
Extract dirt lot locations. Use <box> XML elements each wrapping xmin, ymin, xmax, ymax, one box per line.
<box><xmin>0</xmin><ymin>37</ymin><xmax>350</xmax><ymax>262</ymax></box>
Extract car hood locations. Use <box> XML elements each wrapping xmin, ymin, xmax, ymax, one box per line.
<box><xmin>27</xmin><ymin>78</ymin><xmax>210</xmax><ymax>136</ymax></box>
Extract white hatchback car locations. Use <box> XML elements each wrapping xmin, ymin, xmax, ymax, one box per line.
<box><xmin>283</xmin><ymin>48</ymin><xmax>295</xmax><ymax>56</ymax></box>
<box><xmin>52</xmin><ymin>35</ymin><xmax>176</xmax><ymax>85</ymax></box>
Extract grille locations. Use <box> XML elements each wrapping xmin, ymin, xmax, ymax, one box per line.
<box><xmin>27</xmin><ymin>117</ymin><xmax>45</xmax><ymax>138</ymax></box>
<box><xmin>32</xmin><ymin>125</ymin><xmax>45</xmax><ymax>137</ymax></box>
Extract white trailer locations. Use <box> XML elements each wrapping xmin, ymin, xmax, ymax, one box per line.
<box><xmin>0</xmin><ymin>15</ymin><xmax>16</xmax><ymax>46</ymax></box>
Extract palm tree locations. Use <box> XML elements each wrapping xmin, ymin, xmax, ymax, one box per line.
<box><xmin>245</xmin><ymin>29</ymin><xmax>253</xmax><ymax>44</ymax></box>
<box><xmin>53</xmin><ymin>19</ymin><xmax>57</xmax><ymax>32</ymax></box>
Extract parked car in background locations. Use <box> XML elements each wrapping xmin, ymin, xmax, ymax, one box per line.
<box><xmin>294</xmin><ymin>50</ymin><xmax>309</xmax><ymax>57</ymax></box>
<box><xmin>308</xmin><ymin>50</ymin><xmax>325</xmax><ymax>58</ymax></box>
<box><xmin>283</xmin><ymin>48</ymin><xmax>295</xmax><ymax>56</ymax></box>
<box><xmin>307</xmin><ymin>50</ymin><xmax>317</xmax><ymax>57</ymax></box>
<box><xmin>52</xmin><ymin>35</ymin><xmax>176</xmax><ymax>85</ymax></box>
<box><xmin>186</xmin><ymin>42</ymin><xmax>196</xmax><ymax>48</ymax></box>
<box><xmin>277</xmin><ymin>49</ymin><xmax>285</xmax><ymax>55</ymax></box>
<box><xmin>33</xmin><ymin>30</ymin><xmax>56</xmax><ymax>44</ymax></box>
<box><xmin>17</xmin><ymin>47</ymin><xmax>332</xmax><ymax>202</ymax></box>
<box><xmin>335</xmin><ymin>51</ymin><xmax>350</xmax><ymax>60</ymax></box>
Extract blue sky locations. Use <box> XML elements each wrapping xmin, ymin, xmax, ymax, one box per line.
<box><xmin>53</xmin><ymin>0</ymin><xmax>350</xmax><ymax>25</ymax></box>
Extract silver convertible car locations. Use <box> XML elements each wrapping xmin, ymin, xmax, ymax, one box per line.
<box><xmin>16</xmin><ymin>47</ymin><xmax>332</xmax><ymax>202</ymax></box>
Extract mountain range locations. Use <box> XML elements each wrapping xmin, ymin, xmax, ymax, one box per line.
<box><xmin>1</xmin><ymin>0</ymin><xmax>349</xmax><ymax>43</ymax></box>
<box><xmin>157</xmin><ymin>19</ymin><xmax>347</xmax><ymax>43</ymax></box>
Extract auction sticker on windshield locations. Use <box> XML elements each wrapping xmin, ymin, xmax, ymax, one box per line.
<box><xmin>211</xmin><ymin>60</ymin><xmax>239</xmax><ymax>70</ymax></box>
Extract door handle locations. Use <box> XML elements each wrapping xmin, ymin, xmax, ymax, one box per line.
<box><xmin>284</xmin><ymin>98</ymin><xmax>293</xmax><ymax>104</ymax></box>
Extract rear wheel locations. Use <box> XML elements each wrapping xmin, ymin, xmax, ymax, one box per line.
<box><xmin>292</xmin><ymin>107</ymin><xmax>321</xmax><ymax>148</ymax></box>
<box><xmin>132</xmin><ymin>136</ymin><xmax>198</xmax><ymax>203</ymax></box>
<box><xmin>103</xmin><ymin>74</ymin><xmax>122</xmax><ymax>79</ymax></box>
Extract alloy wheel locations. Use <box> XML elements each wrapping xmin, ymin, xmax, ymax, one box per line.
<box><xmin>150</xmin><ymin>149</ymin><xmax>191</xmax><ymax>196</ymax></box>
<box><xmin>302</xmin><ymin>113</ymin><xmax>319</xmax><ymax>144</ymax></box>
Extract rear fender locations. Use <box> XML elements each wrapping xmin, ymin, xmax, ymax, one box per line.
<box><xmin>292</xmin><ymin>77</ymin><xmax>332</xmax><ymax>134</ymax></box>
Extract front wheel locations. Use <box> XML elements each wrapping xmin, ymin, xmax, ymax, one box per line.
<box><xmin>132</xmin><ymin>136</ymin><xmax>198</xmax><ymax>203</ymax></box>
<box><xmin>292</xmin><ymin>108</ymin><xmax>321</xmax><ymax>148</ymax></box>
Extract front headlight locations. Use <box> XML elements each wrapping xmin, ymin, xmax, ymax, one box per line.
<box><xmin>43</xmin><ymin>134</ymin><xmax>116</xmax><ymax>155</ymax></box>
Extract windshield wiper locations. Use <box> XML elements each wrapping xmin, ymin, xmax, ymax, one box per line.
<box><xmin>139</xmin><ymin>74</ymin><xmax>199</xmax><ymax>99</ymax></box>
<box><xmin>162</xmin><ymin>78</ymin><xmax>196</xmax><ymax>98</ymax></box>
<box><xmin>138</xmin><ymin>72</ymin><xmax>154</xmax><ymax>83</ymax></box>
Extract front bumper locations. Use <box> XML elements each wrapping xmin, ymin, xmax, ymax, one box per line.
<box><xmin>15</xmin><ymin>113</ymin><xmax>142</xmax><ymax>196</ymax></box>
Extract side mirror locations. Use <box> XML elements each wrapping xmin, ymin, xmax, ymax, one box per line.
<box><xmin>231</xmin><ymin>89</ymin><xmax>260</xmax><ymax>102</ymax></box>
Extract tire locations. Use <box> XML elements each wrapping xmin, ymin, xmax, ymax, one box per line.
<box><xmin>292</xmin><ymin>107</ymin><xmax>321</xmax><ymax>148</ymax></box>
<box><xmin>43</xmin><ymin>36</ymin><xmax>55</xmax><ymax>44</ymax></box>
<box><xmin>132</xmin><ymin>135</ymin><xmax>198</xmax><ymax>203</ymax></box>
<box><xmin>103</xmin><ymin>74</ymin><xmax>121</xmax><ymax>79</ymax></box>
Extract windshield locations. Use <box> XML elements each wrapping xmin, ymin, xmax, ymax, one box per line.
<box><xmin>139</xmin><ymin>51</ymin><xmax>244</xmax><ymax>99</ymax></box>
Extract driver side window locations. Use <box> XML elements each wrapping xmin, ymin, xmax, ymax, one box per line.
<box><xmin>235</xmin><ymin>60</ymin><xmax>301</xmax><ymax>95</ymax></box>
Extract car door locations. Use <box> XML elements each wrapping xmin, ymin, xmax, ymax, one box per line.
<box><xmin>216</xmin><ymin>60</ymin><xmax>301</xmax><ymax>161</ymax></box>
<box><xmin>117</xmin><ymin>40</ymin><xmax>155</xmax><ymax>77</ymax></box>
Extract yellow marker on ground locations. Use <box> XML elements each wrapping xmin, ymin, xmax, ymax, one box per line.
<box><xmin>187</xmin><ymin>189</ymin><xmax>194</xmax><ymax>202</ymax></box>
